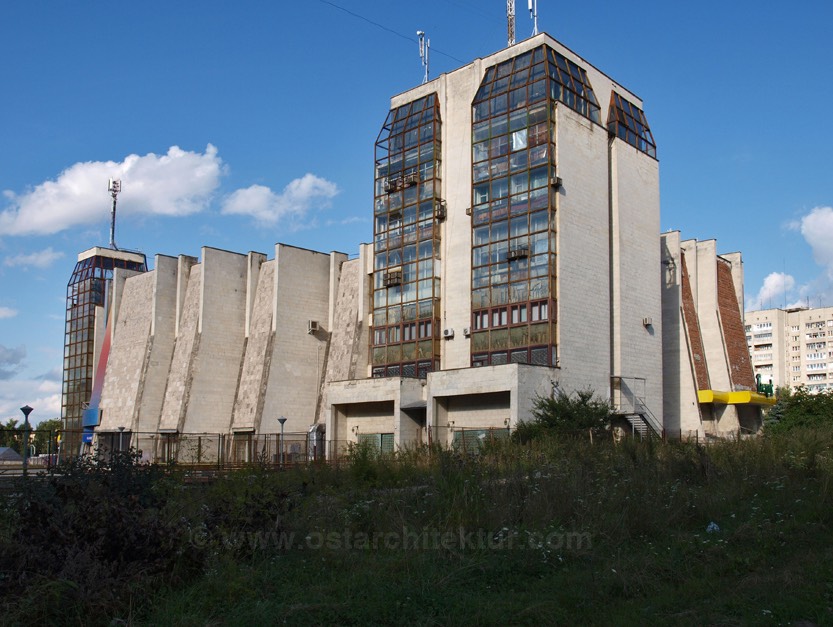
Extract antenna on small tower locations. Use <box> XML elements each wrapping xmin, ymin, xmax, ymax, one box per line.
<box><xmin>528</xmin><ymin>0</ymin><xmax>538</xmax><ymax>36</ymax></box>
<box><xmin>107</xmin><ymin>178</ymin><xmax>121</xmax><ymax>250</ymax></box>
<box><xmin>417</xmin><ymin>30</ymin><xmax>430</xmax><ymax>84</ymax></box>
<box><xmin>507</xmin><ymin>0</ymin><xmax>516</xmax><ymax>46</ymax></box>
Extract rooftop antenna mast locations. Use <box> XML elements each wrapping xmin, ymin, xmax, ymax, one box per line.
<box><xmin>529</xmin><ymin>0</ymin><xmax>538</xmax><ymax>36</ymax></box>
<box><xmin>507</xmin><ymin>0</ymin><xmax>516</xmax><ymax>46</ymax></box>
<box><xmin>107</xmin><ymin>178</ymin><xmax>121</xmax><ymax>250</ymax></box>
<box><xmin>417</xmin><ymin>30</ymin><xmax>430</xmax><ymax>84</ymax></box>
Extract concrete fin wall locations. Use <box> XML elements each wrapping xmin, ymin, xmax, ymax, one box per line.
<box><xmin>716</xmin><ymin>259</ymin><xmax>755</xmax><ymax>390</ymax></box>
<box><xmin>99</xmin><ymin>272</ymin><xmax>155</xmax><ymax>430</ymax></box>
<box><xmin>135</xmin><ymin>255</ymin><xmax>179</xmax><ymax>433</ymax></box>
<box><xmin>183</xmin><ymin>248</ymin><xmax>248</xmax><ymax>433</ymax></box>
<box><xmin>680</xmin><ymin>253</ymin><xmax>710</xmax><ymax>390</ymax></box>
<box><xmin>316</xmin><ymin>258</ymin><xmax>367</xmax><ymax>425</ymax></box>
<box><xmin>261</xmin><ymin>245</ymin><xmax>341</xmax><ymax>434</ymax></box>
<box><xmin>231</xmin><ymin>260</ymin><xmax>275</xmax><ymax>431</ymax></box>
<box><xmin>159</xmin><ymin>264</ymin><xmax>202</xmax><ymax>432</ymax></box>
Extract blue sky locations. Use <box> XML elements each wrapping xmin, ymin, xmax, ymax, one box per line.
<box><xmin>1</xmin><ymin>1</ymin><xmax>831</xmax><ymax>424</ymax></box>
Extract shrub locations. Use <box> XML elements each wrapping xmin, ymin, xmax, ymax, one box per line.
<box><xmin>766</xmin><ymin>386</ymin><xmax>833</xmax><ymax>434</ymax></box>
<box><xmin>515</xmin><ymin>385</ymin><xmax>612</xmax><ymax>442</ymax></box>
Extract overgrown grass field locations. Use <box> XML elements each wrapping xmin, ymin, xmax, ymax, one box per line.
<box><xmin>2</xmin><ymin>427</ymin><xmax>833</xmax><ymax>625</ymax></box>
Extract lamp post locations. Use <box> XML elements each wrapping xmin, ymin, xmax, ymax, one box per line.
<box><xmin>20</xmin><ymin>405</ymin><xmax>33</xmax><ymax>478</ymax></box>
<box><xmin>278</xmin><ymin>417</ymin><xmax>287</xmax><ymax>468</ymax></box>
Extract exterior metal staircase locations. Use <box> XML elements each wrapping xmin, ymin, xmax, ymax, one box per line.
<box><xmin>611</xmin><ymin>376</ymin><xmax>663</xmax><ymax>439</ymax></box>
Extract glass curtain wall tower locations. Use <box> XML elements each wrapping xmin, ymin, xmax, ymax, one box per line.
<box><xmin>469</xmin><ymin>44</ymin><xmax>601</xmax><ymax>367</ymax></box>
<box><xmin>372</xmin><ymin>94</ymin><xmax>443</xmax><ymax>378</ymax></box>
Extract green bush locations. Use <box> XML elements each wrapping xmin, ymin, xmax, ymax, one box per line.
<box><xmin>0</xmin><ymin>452</ymin><xmax>199</xmax><ymax>625</ymax></box>
<box><xmin>765</xmin><ymin>386</ymin><xmax>833</xmax><ymax>434</ymax></box>
<box><xmin>514</xmin><ymin>385</ymin><xmax>613</xmax><ymax>442</ymax></box>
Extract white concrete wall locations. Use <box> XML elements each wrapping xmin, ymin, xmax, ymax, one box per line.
<box><xmin>554</xmin><ymin>105</ymin><xmax>611</xmax><ymax>397</ymax></box>
<box><xmin>609</xmin><ymin>135</ymin><xmax>663</xmax><ymax>424</ymax></box>
<box><xmin>661</xmin><ymin>233</ymin><xmax>704</xmax><ymax>437</ymax></box>
<box><xmin>325</xmin><ymin>377</ymin><xmax>424</xmax><ymax>450</ymax></box>
<box><xmin>99</xmin><ymin>272</ymin><xmax>154</xmax><ymax>431</ymax></box>
<box><xmin>136</xmin><ymin>255</ymin><xmax>178</xmax><ymax>433</ymax></box>
<box><xmin>231</xmin><ymin>258</ymin><xmax>273</xmax><ymax>432</ymax></box>
<box><xmin>260</xmin><ymin>245</ymin><xmax>345</xmax><ymax>435</ymax></box>
<box><xmin>183</xmin><ymin>247</ymin><xmax>248</xmax><ymax>434</ymax></box>
<box><xmin>159</xmin><ymin>264</ymin><xmax>202</xmax><ymax>432</ymax></box>
<box><xmin>426</xmin><ymin>364</ymin><xmax>553</xmax><ymax>430</ymax></box>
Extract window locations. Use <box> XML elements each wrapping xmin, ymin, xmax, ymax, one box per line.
<box><xmin>606</xmin><ymin>92</ymin><xmax>656</xmax><ymax>158</ymax></box>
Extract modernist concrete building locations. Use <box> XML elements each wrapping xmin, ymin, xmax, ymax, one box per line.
<box><xmin>745</xmin><ymin>306</ymin><xmax>833</xmax><ymax>393</ymax></box>
<box><xmin>62</xmin><ymin>33</ymin><xmax>770</xmax><ymax>460</ymax></box>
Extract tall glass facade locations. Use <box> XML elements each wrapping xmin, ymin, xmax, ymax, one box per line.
<box><xmin>61</xmin><ymin>251</ymin><xmax>146</xmax><ymax>456</ymax></box>
<box><xmin>469</xmin><ymin>44</ymin><xmax>600</xmax><ymax>367</ymax></box>
<box><xmin>371</xmin><ymin>94</ymin><xmax>443</xmax><ymax>378</ymax></box>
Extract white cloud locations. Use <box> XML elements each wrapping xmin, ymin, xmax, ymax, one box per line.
<box><xmin>748</xmin><ymin>205</ymin><xmax>833</xmax><ymax>311</ymax></box>
<box><xmin>799</xmin><ymin>206</ymin><xmax>833</xmax><ymax>282</ymax></box>
<box><xmin>4</xmin><ymin>246</ymin><xmax>65</xmax><ymax>268</ymax></box>
<box><xmin>747</xmin><ymin>272</ymin><xmax>795</xmax><ymax>311</ymax></box>
<box><xmin>221</xmin><ymin>173</ymin><xmax>338</xmax><ymax>226</ymax></box>
<box><xmin>0</xmin><ymin>145</ymin><xmax>224</xmax><ymax>236</ymax></box>
<box><xmin>0</xmin><ymin>307</ymin><xmax>17</xmax><ymax>319</ymax></box>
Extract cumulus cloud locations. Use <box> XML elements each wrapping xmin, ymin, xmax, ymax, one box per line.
<box><xmin>747</xmin><ymin>272</ymin><xmax>796</xmax><ymax>311</ymax></box>
<box><xmin>221</xmin><ymin>173</ymin><xmax>338</xmax><ymax>227</ymax></box>
<box><xmin>799</xmin><ymin>207</ymin><xmax>833</xmax><ymax>281</ymax></box>
<box><xmin>748</xmin><ymin>205</ymin><xmax>833</xmax><ymax>311</ymax></box>
<box><xmin>4</xmin><ymin>246</ymin><xmax>65</xmax><ymax>268</ymax></box>
<box><xmin>0</xmin><ymin>145</ymin><xmax>224</xmax><ymax>236</ymax></box>
<box><xmin>0</xmin><ymin>382</ymin><xmax>61</xmax><ymax>425</ymax></box>
<box><xmin>0</xmin><ymin>307</ymin><xmax>17</xmax><ymax>319</ymax></box>
<box><xmin>0</xmin><ymin>345</ymin><xmax>26</xmax><ymax>380</ymax></box>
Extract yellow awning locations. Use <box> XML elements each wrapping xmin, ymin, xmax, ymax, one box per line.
<box><xmin>697</xmin><ymin>389</ymin><xmax>776</xmax><ymax>406</ymax></box>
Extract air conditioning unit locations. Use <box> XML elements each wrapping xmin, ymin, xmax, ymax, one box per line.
<box><xmin>443</xmin><ymin>328</ymin><xmax>455</xmax><ymax>339</ymax></box>
<box><xmin>506</xmin><ymin>246</ymin><xmax>529</xmax><ymax>261</ymax></box>
<box><xmin>436</xmin><ymin>201</ymin><xmax>447</xmax><ymax>221</ymax></box>
<box><xmin>384</xmin><ymin>177</ymin><xmax>401</xmax><ymax>193</ymax></box>
<box><xmin>643</xmin><ymin>317</ymin><xmax>653</xmax><ymax>327</ymax></box>
<box><xmin>404</xmin><ymin>171</ymin><xmax>419</xmax><ymax>187</ymax></box>
<box><xmin>549</xmin><ymin>176</ymin><xmax>563</xmax><ymax>189</ymax></box>
<box><xmin>383</xmin><ymin>270</ymin><xmax>402</xmax><ymax>287</ymax></box>
<box><xmin>465</xmin><ymin>207</ymin><xmax>472</xmax><ymax>216</ymax></box>
<box><xmin>463</xmin><ymin>327</ymin><xmax>471</xmax><ymax>337</ymax></box>
<box><xmin>308</xmin><ymin>320</ymin><xmax>320</xmax><ymax>334</ymax></box>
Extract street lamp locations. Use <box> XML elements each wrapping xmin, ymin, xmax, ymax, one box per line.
<box><xmin>278</xmin><ymin>416</ymin><xmax>287</xmax><ymax>468</ymax></box>
<box><xmin>20</xmin><ymin>405</ymin><xmax>33</xmax><ymax>478</ymax></box>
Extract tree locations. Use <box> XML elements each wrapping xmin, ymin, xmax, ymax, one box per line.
<box><xmin>33</xmin><ymin>418</ymin><xmax>62</xmax><ymax>457</ymax></box>
<box><xmin>514</xmin><ymin>385</ymin><xmax>612</xmax><ymax>442</ymax></box>
<box><xmin>765</xmin><ymin>386</ymin><xmax>833</xmax><ymax>434</ymax></box>
<box><xmin>0</xmin><ymin>418</ymin><xmax>23</xmax><ymax>453</ymax></box>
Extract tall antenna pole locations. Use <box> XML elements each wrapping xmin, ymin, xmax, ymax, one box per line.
<box><xmin>528</xmin><ymin>0</ymin><xmax>538</xmax><ymax>36</ymax></box>
<box><xmin>417</xmin><ymin>30</ymin><xmax>430</xmax><ymax>84</ymax></box>
<box><xmin>507</xmin><ymin>0</ymin><xmax>516</xmax><ymax>46</ymax></box>
<box><xmin>108</xmin><ymin>178</ymin><xmax>121</xmax><ymax>250</ymax></box>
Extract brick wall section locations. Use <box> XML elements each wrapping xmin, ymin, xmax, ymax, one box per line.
<box><xmin>680</xmin><ymin>253</ymin><xmax>710</xmax><ymax>390</ymax></box>
<box><xmin>716</xmin><ymin>259</ymin><xmax>755</xmax><ymax>390</ymax></box>
<box><xmin>159</xmin><ymin>265</ymin><xmax>201</xmax><ymax>431</ymax></box>
<box><xmin>231</xmin><ymin>260</ymin><xmax>275</xmax><ymax>431</ymax></box>
<box><xmin>99</xmin><ymin>272</ymin><xmax>154</xmax><ymax>430</ymax></box>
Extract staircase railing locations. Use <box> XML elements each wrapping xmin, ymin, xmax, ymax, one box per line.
<box><xmin>610</xmin><ymin>376</ymin><xmax>663</xmax><ymax>437</ymax></box>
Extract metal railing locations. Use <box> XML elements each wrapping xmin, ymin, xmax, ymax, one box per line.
<box><xmin>610</xmin><ymin>376</ymin><xmax>664</xmax><ymax>436</ymax></box>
